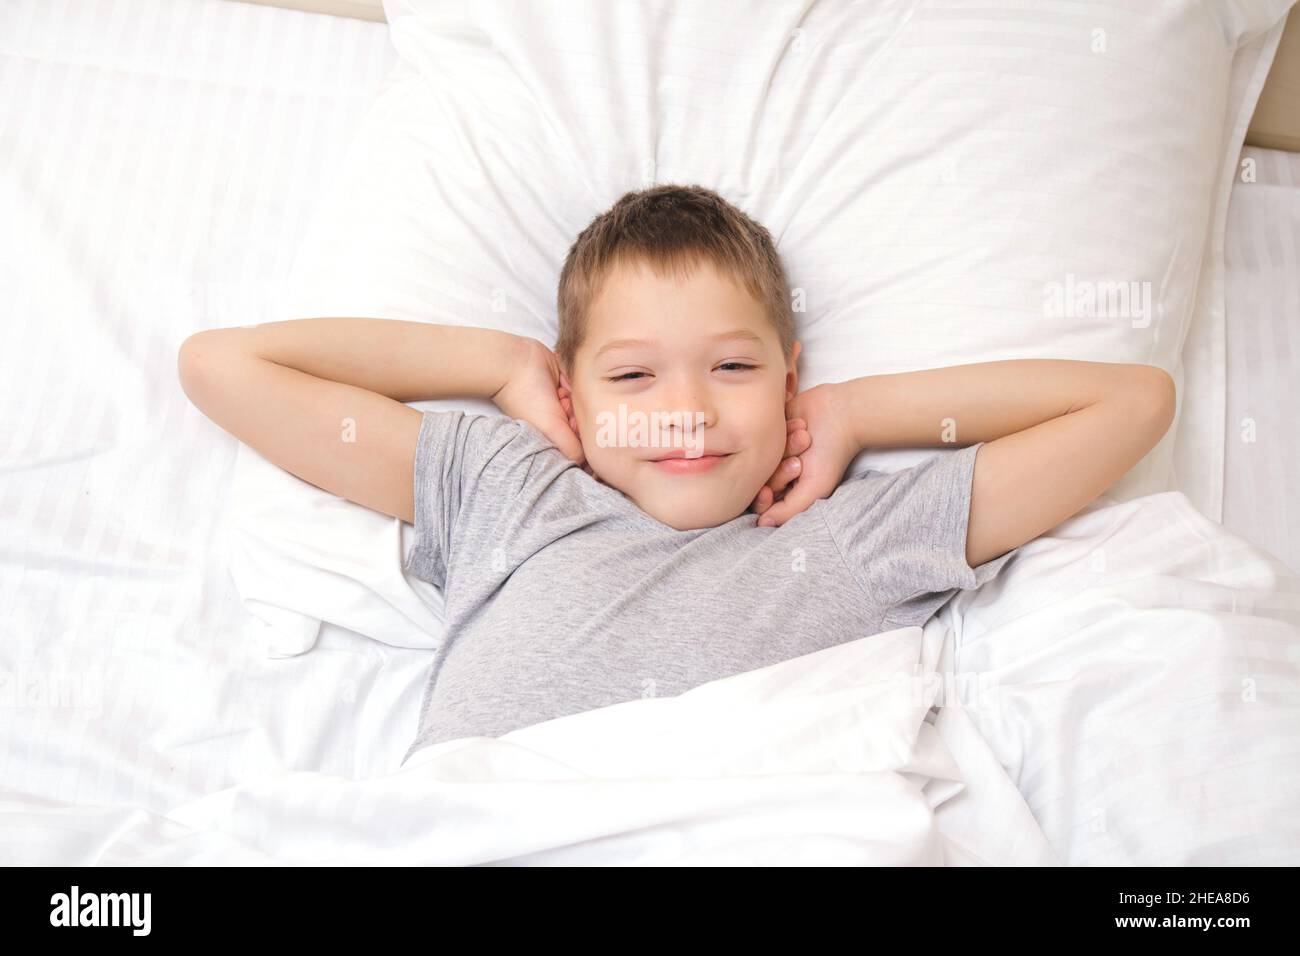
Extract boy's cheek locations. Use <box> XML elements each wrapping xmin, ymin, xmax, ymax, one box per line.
<box><xmin>757</xmin><ymin>426</ymin><xmax>787</xmax><ymax>476</ymax></box>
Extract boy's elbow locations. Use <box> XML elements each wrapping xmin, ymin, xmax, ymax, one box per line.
<box><xmin>177</xmin><ymin>330</ymin><xmax>237</xmax><ymax>407</ymax></box>
<box><xmin>177</xmin><ymin>332</ymin><xmax>213</xmax><ymax>400</ymax></box>
<box><xmin>1132</xmin><ymin>364</ymin><xmax>1176</xmax><ymax>439</ymax></box>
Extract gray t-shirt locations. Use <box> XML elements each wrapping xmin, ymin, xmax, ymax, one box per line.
<box><xmin>400</xmin><ymin>409</ymin><xmax>1015</xmax><ymax>763</ymax></box>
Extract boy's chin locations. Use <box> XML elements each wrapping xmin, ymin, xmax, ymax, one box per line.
<box><xmin>651</xmin><ymin>500</ymin><xmax>752</xmax><ymax>532</ymax></box>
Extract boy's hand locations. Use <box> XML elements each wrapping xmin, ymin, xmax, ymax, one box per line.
<box><xmin>749</xmin><ymin>417</ymin><xmax>811</xmax><ymax>519</ymax></box>
<box><xmin>752</xmin><ymin>382</ymin><xmax>861</xmax><ymax>527</ymax></box>
<box><xmin>491</xmin><ymin>337</ymin><xmax>587</xmax><ymax>465</ymax></box>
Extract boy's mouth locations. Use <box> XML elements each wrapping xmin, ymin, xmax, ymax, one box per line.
<box><xmin>647</xmin><ymin>452</ymin><xmax>732</xmax><ymax>475</ymax></box>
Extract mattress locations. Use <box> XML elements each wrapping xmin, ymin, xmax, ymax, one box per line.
<box><xmin>1222</xmin><ymin>146</ymin><xmax>1300</xmax><ymax>575</ymax></box>
<box><xmin>1</xmin><ymin>0</ymin><xmax>1296</xmax><ymax>865</ymax></box>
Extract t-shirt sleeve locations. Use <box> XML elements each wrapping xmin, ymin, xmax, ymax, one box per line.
<box><xmin>815</xmin><ymin>441</ymin><xmax>1017</xmax><ymax>630</ymax></box>
<box><xmin>402</xmin><ymin>409</ymin><xmax>552</xmax><ymax>589</ymax></box>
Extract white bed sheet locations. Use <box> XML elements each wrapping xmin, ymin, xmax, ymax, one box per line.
<box><xmin>1222</xmin><ymin>146</ymin><xmax>1300</xmax><ymax>575</ymax></box>
<box><xmin>1</xmin><ymin>0</ymin><xmax>1297</xmax><ymax>866</ymax></box>
<box><xmin>0</xmin><ymin>0</ymin><xmax>421</xmax><ymax>804</ymax></box>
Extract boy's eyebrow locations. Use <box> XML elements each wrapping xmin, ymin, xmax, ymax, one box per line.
<box><xmin>594</xmin><ymin>328</ymin><xmax>766</xmax><ymax>360</ymax></box>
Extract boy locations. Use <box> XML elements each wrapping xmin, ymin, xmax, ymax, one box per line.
<box><xmin>177</xmin><ymin>185</ymin><xmax>1175</xmax><ymax>765</ymax></box>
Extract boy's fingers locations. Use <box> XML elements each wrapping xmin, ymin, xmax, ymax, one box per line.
<box><xmin>758</xmin><ymin>484</ymin><xmax>814</xmax><ymax>527</ymax></box>
<box><xmin>784</xmin><ymin>427</ymin><xmax>810</xmax><ymax>458</ymax></box>
<box><xmin>766</xmin><ymin>456</ymin><xmax>802</xmax><ymax>497</ymax></box>
<box><xmin>546</xmin><ymin>419</ymin><xmax>586</xmax><ymax>464</ymax></box>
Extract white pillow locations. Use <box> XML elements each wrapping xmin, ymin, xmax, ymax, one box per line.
<box><xmin>236</xmin><ymin>0</ymin><xmax>1294</xmax><ymax>654</ymax></box>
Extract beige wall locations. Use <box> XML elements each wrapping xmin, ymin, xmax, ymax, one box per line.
<box><xmin>1248</xmin><ymin>8</ymin><xmax>1300</xmax><ymax>152</ymax></box>
<box><xmin>231</xmin><ymin>0</ymin><xmax>385</xmax><ymax>23</ymax></box>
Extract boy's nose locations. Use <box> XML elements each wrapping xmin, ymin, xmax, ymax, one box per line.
<box><xmin>661</xmin><ymin>381</ymin><xmax>716</xmax><ymax>429</ymax></box>
<box><xmin>658</xmin><ymin>405</ymin><xmax>715</xmax><ymax>440</ymax></box>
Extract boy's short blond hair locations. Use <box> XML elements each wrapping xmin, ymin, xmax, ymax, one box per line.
<box><xmin>555</xmin><ymin>184</ymin><xmax>795</xmax><ymax>374</ymax></box>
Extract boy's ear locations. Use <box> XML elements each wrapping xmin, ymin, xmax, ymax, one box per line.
<box><xmin>785</xmin><ymin>340</ymin><xmax>802</xmax><ymax>399</ymax></box>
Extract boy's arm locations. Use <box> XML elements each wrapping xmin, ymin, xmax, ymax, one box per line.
<box><xmin>177</xmin><ymin>318</ymin><xmax>524</xmax><ymax>524</ymax></box>
<box><xmin>838</xmin><ymin>360</ymin><xmax>1176</xmax><ymax>567</ymax></box>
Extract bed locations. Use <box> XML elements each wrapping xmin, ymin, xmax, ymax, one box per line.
<box><xmin>1</xmin><ymin>0</ymin><xmax>1297</xmax><ymax>865</ymax></box>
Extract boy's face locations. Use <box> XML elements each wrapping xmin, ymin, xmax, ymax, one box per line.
<box><xmin>567</xmin><ymin>255</ymin><xmax>800</xmax><ymax>531</ymax></box>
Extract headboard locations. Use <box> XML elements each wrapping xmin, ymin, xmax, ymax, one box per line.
<box><xmin>232</xmin><ymin>0</ymin><xmax>1300</xmax><ymax>152</ymax></box>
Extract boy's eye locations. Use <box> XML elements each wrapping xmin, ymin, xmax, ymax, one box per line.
<box><xmin>606</xmin><ymin>363</ymin><xmax>756</xmax><ymax>383</ymax></box>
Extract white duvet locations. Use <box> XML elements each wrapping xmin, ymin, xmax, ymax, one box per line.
<box><xmin>9</xmin><ymin>489</ymin><xmax>1293</xmax><ymax>866</ymax></box>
